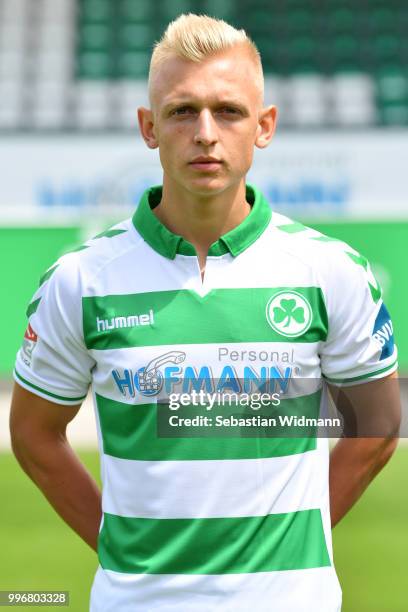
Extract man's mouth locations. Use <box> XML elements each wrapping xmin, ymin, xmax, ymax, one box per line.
<box><xmin>189</xmin><ymin>156</ymin><xmax>223</xmax><ymax>171</ymax></box>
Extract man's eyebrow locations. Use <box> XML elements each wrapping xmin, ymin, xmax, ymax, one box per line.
<box><xmin>161</xmin><ymin>98</ymin><xmax>249</xmax><ymax>113</ymax></box>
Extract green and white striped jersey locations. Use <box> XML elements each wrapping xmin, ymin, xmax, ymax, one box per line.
<box><xmin>15</xmin><ymin>185</ymin><xmax>397</xmax><ymax>612</ymax></box>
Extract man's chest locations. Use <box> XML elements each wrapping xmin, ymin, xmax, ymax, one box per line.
<box><xmin>83</xmin><ymin>283</ymin><xmax>328</xmax><ymax>402</ymax></box>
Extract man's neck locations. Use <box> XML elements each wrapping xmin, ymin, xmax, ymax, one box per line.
<box><xmin>152</xmin><ymin>178</ymin><xmax>251</xmax><ymax>274</ymax></box>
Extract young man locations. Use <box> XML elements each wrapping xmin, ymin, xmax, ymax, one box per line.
<box><xmin>10</xmin><ymin>14</ymin><xmax>400</xmax><ymax>612</ymax></box>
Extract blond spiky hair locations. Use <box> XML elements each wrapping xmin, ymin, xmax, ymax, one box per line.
<box><xmin>148</xmin><ymin>13</ymin><xmax>263</xmax><ymax>102</ymax></box>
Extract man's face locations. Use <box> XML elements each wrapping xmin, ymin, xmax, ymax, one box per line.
<box><xmin>142</xmin><ymin>46</ymin><xmax>276</xmax><ymax>197</ymax></box>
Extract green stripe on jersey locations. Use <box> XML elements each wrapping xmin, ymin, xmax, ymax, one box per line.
<box><xmin>324</xmin><ymin>358</ymin><xmax>397</xmax><ymax>384</ymax></box>
<box><xmin>345</xmin><ymin>251</ymin><xmax>382</xmax><ymax>303</ymax></box>
<box><xmin>39</xmin><ymin>264</ymin><xmax>59</xmax><ymax>287</ymax></box>
<box><xmin>277</xmin><ymin>222</ymin><xmax>307</xmax><ymax>234</ymax></box>
<box><xmin>83</xmin><ymin>287</ymin><xmax>328</xmax><ymax>350</ymax></box>
<box><xmin>96</xmin><ymin>392</ymin><xmax>319</xmax><ymax>461</ymax></box>
<box><xmin>98</xmin><ymin>508</ymin><xmax>330</xmax><ymax>574</ymax></box>
<box><xmin>93</xmin><ymin>228</ymin><xmax>127</xmax><ymax>239</ymax></box>
<box><xmin>14</xmin><ymin>369</ymin><xmax>87</xmax><ymax>403</ymax></box>
<box><xmin>311</xmin><ymin>235</ymin><xmax>340</xmax><ymax>243</ymax></box>
<box><xmin>26</xmin><ymin>298</ymin><xmax>41</xmax><ymax>318</ymax></box>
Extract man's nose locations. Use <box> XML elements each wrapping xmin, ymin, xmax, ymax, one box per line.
<box><xmin>193</xmin><ymin>110</ymin><xmax>218</xmax><ymax>146</ymax></box>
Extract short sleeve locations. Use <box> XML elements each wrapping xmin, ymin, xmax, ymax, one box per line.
<box><xmin>320</xmin><ymin>248</ymin><xmax>398</xmax><ymax>386</ymax></box>
<box><xmin>14</xmin><ymin>254</ymin><xmax>95</xmax><ymax>405</ymax></box>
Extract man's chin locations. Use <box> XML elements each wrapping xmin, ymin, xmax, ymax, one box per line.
<box><xmin>185</xmin><ymin>177</ymin><xmax>236</xmax><ymax>198</ymax></box>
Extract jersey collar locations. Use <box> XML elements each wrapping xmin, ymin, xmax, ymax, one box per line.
<box><xmin>132</xmin><ymin>184</ymin><xmax>272</xmax><ymax>259</ymax></box>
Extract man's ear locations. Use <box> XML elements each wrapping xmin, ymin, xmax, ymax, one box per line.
<box><xmin>255</xmin><ymin>105</ymin><xmax>278</xmax><ymax>149</ymax></box>
<box><xmin>137</xmin><ymin>107</ymin><xmax>159</xmax><ymax>149</ymax></box>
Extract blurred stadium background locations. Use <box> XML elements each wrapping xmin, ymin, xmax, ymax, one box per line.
<box><xmin>0</xmin><ymin>0</ymin><xmax>407</xmax><ymax>610</ymax></box>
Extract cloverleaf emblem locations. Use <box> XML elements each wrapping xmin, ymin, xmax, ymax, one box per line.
<box><xmin>273</xmin><ymin>298</ymin><xmax>305</xmax><ymax>328</ymax></box>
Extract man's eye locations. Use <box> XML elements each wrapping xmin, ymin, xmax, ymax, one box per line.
<box><xmin>172</xmin><ymin>107</ymin><xmax>194</xmax><ymax>116</ymax></box>
<box><xmin>218</xmin><ymin>107</ymin><xmax>241</xmax><ymax>115</ymax></box>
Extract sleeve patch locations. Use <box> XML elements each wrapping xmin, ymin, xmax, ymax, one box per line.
<box><xmin>21</xmin><ymin>323</ymin><xmax>38</xmax><ymax>367</ymax></box>
<box><xmin>372</xmin><ymin>302</ymin><xmax>395</xmax><ymax>361</ymax></box>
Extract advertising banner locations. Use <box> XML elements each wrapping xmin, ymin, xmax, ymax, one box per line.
<box><xmin>0</xmin><ymin>131</ymin><xmax>407</xmax><ymax>222</ymax></box>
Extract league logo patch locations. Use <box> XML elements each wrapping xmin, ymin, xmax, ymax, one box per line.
<box><xmin>21</xmin><ymin>323</ymin><xmax>38</xmax><ymax>367</ymax></box>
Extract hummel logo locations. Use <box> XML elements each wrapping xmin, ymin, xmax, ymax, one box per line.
<box><xmin>96</xmin><ymin>309</ymin><xmax>154</xmax><ymax>332</ymax></box>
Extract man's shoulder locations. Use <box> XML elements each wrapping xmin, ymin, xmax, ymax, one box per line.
<box><xmin>264</xmin><ymin>211</ymin><xmax>381</xmax><ymax>303</ymax></box>
<box><xmin>40</xmin><ymin>217</ymin><xmax>144</xmax><ymax>288</ymax></box>
<box><xmin>267</xmin><ymin>211</ymin><xmax>364</xmax><ymax>271</ymax></box>
<box><xmin>68</xmin><ymin>217</ymin><xmax>137</xmax><ymax>264</ymax></box>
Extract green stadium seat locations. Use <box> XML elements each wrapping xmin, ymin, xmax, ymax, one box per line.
<box><xmin>328</xmin><ymin>8</ymin><xmax>355</xmax><ymax>33</ymax></box>
<box><xmin>331</xmin><ymin>34</ymin><xmax>360</xmax><ymax>65</ymax></box>
<box><xmin>368</xmin><ymin>7</ymin><xmax>396</xmax><ymax>33</ymax></box>
<box><xmin>77</xmin><ymin>51</ymin><xmax>113</xmax><ymax>79</ymax></box>
<box><xmin>120</xmin><ymin>0</ymin><xmax>153</xmax><ymax>21</ymax></box>
<box><xmin>379</xmin><ymin>103</ymin><xmax>408</xmax><ymax>126</ymax></box>
<box><xmin>278</xmin><ymin>0</ymin><xmax>310</xmax><ymax>9</ymax></box>
<box><xmin>78</xmin><ymin>24</ymin><xmax>113</xmax><ymax>52</ymax></box>
<box><xmin>395</xmin><ymin>9</ymin><xmax>408</xmax><ymax>35</ymax></box>
<box><xmin>308</xmin><ymin>38</ymin><xmax>335</xmax><ymax>73</ymax></box>
<box><xmin>377</xmin><ymin>69</ymin><xmax>408</xmax><ymax>101</ymax></box>
<box><xmin>286</xmin><ymin>9</ymin><xmax>313</xmax><ymax>33</ymax></box>
<box><xmin>373</xmin><ymin>35</ymin><xmax>400</xmax><ymax>62</ymax></box>
<box><xmin>160</xmin><ymin>0</ymin><xmax>194</xmax><ymax>21</ymax></box>
<box><xmin>289</xmin><ymin>36</ymin><xmax>316</xmax><ymax>59</ymax></box>
<box><xmin>283</xmin><ymin>36</ymin><xmax>320</xmax><ymax>73</ymax></box>
<box><xmin>325</xmin><ymin>0</ymin><xmax>360</xmax><ymax>7</ymax></box>
<box><xmin>79</xmin><ymin>0</ymin><xmax>113</xmax><ymax>23</ymax></box>
<box><xmin>256</xmin><ymin>34</ymin><xmax>281</xmax><ymax>53</ymax></box>
<box><xmin>244</xmin><ymin>10</ymin><xmax>277</xmax><ymax>33</ymax></box>
<box><xmin>376</xmin><ymin>66</ymin><xmax>408</xmax><ymax>126</ymax></box>
<box><xmin>117</xmin><ymin>51</ymin><xmax>150</xmax><ymax>79</ymax></box>
<box><xmin>118</xmin><ymin>24</ymin><xmax>153</xmax><ymax>52</ymax></box>
<box><xmin>203</xmin><ymin>0</ymin><xmax>235</xmax><ymax>20</ymax></box>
